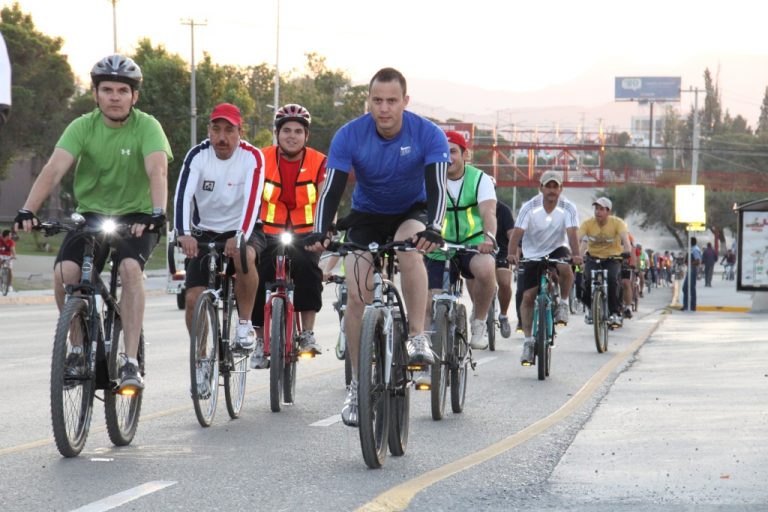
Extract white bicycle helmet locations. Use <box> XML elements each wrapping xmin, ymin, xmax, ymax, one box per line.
<box><xmin>274</xmin><ymin>103</ymin><xmax>311</xmax><ymax>131</ymax></box>
<box><xmin>90</xmin><ymin>54</ymin><xmax>142</xmax><ymax>89</ymax></box>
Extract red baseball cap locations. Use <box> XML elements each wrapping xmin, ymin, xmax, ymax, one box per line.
<box><xmin>210</xmin><ymin>103</ymin><xmax>242</xmax><ymax>126</ymax></box>
<box><xmin>445</xmin><ymin>130</ymin><xmax>468</xmax><ymax>151</ymax></box>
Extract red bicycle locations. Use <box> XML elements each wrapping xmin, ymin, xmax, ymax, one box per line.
<box><xmin>263</xmin><ymin>232</ymin><xmax>312</xmax><ymax>412</ymax></box>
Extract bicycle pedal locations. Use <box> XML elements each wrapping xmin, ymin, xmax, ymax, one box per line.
<box><xmin>414</xmin><ymin>381</ymin><xmax>431</xmax><ymax>391</ymax></box>
<box><xmin>407</xmin><ymin>364</ymin><xmax>429</xmax><ymax>372</ymax></box>
<box><xmin>297</xmin><ymin>351</ymin><xmax>316</xmax><ymax>360</ymax></box>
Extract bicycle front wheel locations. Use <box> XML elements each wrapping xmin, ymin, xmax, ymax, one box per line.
<box><xmin>388</xmin><ymin>309</ymin><xmax>410</xmax><ymax>456</ymax></box>
<box><xmin>358</xmin><ymin>307</ymin><xmax>390</xmax><ymax>469</ymax></box>
<box><xmin>104</xmin><ymin>314</ymin><xmax>144</xmax><ymax>446</ymax></box>
<box><xmin>224</xmin><ymin>296</ymin><xmax>247</xmax><ymax>419</ymax></box>
<box><xmin>592</xmin><ymin>290</ymin><xmax>608</xmax><ymax>353</ymax></box>
<box><xmin>450</xmin><ymin>303</ymin><xmax>469</xmax><ymax>413</ymax></box>
<box><xmin>269</xmin><ymin>298</ymin><xmax>285</xmax><ymax>412</ymax></box>
<box><xmin>51</xmin><ymin>298</ymin><xmax>95</xmax><ymax>457</ymax></box>
<box><xmin>535</xmin><ymin>300</ymin><xmax>549</xmax><ymax>381</ymax></box>
<box><xmin>0</xmin><ymin>267</ymin><xmax>9</xmax><ymax>295</ymax></box>
<box><xmin>430</xmin><ymin>303</ymin><xmax>449</xmax><ymax>421</ymax></box>
<box><xmin>283</xmin><ymin>315</ymin><xmax>297</xmax><ymax>405</ymax></box>
<box><xmin>486</xmin><ymin>297</ymin><xmax>497</xmax><ymax>351</ymax></box>
<box><xmin>190</xmin><ymin>293</ymin><xmax>220</xmax><ymax>427</ymax></box>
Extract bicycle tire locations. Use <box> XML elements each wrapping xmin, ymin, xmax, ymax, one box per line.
<box><xmin>269</xmin><ymin>298</ymin><xmax>285</xmax><ymax>412</ymax></box>
<box><xmin>176</xmin><ymin>288</ymin><xmax>185</xmax><ymax>310</ymax></box>
<box><xmin>0</xmin><ymin>267</ymin><xmax>8</xmax><ymax>296</ymax></box>
<box><xmin>593</xmin><ymin>289</ymin><xmax>608</xmax><ymax>353</ymax></box>
<box><xmin>224</xmin><ymin>294</ymin><xmax>247</xmax><ymax>419</ymax></box>
<box><xmin>430</xmin><ymin>303</ymin><xmax>449</xmax><ymax>421</ymax></box>
<box><xmin>104</xmin><ymin>314</ymin><xmax>144</xmax><ymax>446</ymax></box>
<box><xmin>387</xmin><ymin>309</ymin><xmax>410</xmax><ymax>456</ymax></box>
<box><xmin>282</xmin><ymin>312</ymin><xmax>297</xmax><ymax>405</ymax></box>
<box><xmin>51</xmin><ymin>298</ymin><xmax>95</xmax><ymax>457</ymax></box>
<box><xmin>450</xmin><ymin>303</ymin><xmax>469</xmax><ymax>413</ymax></box>
<box><xmin>486</xmin><ymin>297</ymin><xmax>497</xmax><ymax>351</ymax></box>
<box><xmin>535</xmin><ymin>299</ymin><xmax>548</xmax><ymax>381</ymax></box>
<box><xmin>358</xmin><ymin>307</ymin><xmax>390</xmax><ymax>469</ymax></box>
<box><xmin>190</xmin><ymin>293</ymin><xmax>220</xmax><ymax>427</ymax></box>
<box><xmin>339</xmin><ymin>310</ymin><xmax>352</xmax><ymax>387</ymax></box>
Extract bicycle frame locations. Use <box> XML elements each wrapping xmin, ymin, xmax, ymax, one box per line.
<box><xmin>263</xmin><ymin>233</ymin><xmax>303</xmax><ymax>363</ymax></box>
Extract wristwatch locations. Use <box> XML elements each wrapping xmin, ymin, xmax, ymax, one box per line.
<box><xmin>152</xmin><ymin>207</ymin><xmax>165</xmax><ymax>215</ymax></box>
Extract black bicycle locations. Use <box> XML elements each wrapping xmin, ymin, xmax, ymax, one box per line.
<box><xmin>176</xmin><ymin>233</ymin><xmax>250</xmax><ymax>427</ymax></box>
<box><xmin>329</xmin><ymin>239</ymin><xmax>413</xmax><ymax>469</ymax></box>
<box><xmin>327</xmin><ymin>274</ymin><xmax>352</xmax><ymax>387</ymax></box>
<box><xmin>586</xmin><ymin>255</ymin><xmax>624</xmax><ymax>354</ymax></box>
<box><xmin>39</xmin><ymin>214</ymin><xmax>152</xmax><ymax>457</ymax></box>
<box><xmin>427</xmin><ymin>243</ymin><xmax>475</xmax><ymax>420</ymax></box>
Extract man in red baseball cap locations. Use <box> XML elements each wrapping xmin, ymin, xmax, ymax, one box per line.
<box><xmin>173</xmin><ymin>103</ymin><xmax>267</xmax><ymax>386</ymax></box>
<box><xmin>423</xmin><ymin>130</ymin><xmax>498</xmax><ymax>350</ymax></box>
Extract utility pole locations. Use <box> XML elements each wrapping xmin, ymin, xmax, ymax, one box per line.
<box><xmin>110</xmin><ymin>0</ymin><xmax>118</xmax><ymax>53</ymax></box>
<box><xmin>272</xmin><ymin>0</ymin><xmax>281</xmax><ymax>144</ymax></box>
<box><xmin>181</xmin><ymin>19</ymin><xmax>207</xmax><ymax>147</ymax></box>
<box><xmin>681</xmin><ymin>85</ymin><xmax>702</xmax><ymax>311</ymax></box>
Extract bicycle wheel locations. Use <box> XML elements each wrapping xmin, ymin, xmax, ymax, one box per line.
<box><xmin>450</xmin><ymin>303</ymin><xmax>469</xmax><ymax>413</ymax></box>
<box><xmin>282</xmin><ymin>314</ymin><xmax>297</xmax><ymax>405</ymax></box>
<box><xmin>190</xmin><ymin>293</ymin><xmax>220</xmax><ymax>427</ymax></box>
<box><xmin>51</xmin><ymin>298</ymin><xmax>95</xmax><ymax>457</ymax></box>
<box><xmin>430</xmin><ymin>303</ymin><xmax>449</xmax><ymax>421</ymax></box>
<box><xmin>358</xmin><ymin>307</ymin><xmax>390</xmax><ymax>469</ymax></box>
<box><xmin>0</xmin><ymin>267</ymin><xmax>9</xmax><ymax>295</ymax></box>
<box><xmin>535</xmin><ymin>299</ymin><xmax>548</xmax><ymax>381</ymax></box>
<box><xmin>388</xmin><ymin>309</ymin><xmax>410</xmax><ymax>456</ymax></box>
<box><xmin>104</xmin><ymin>314</ymin><xmax>144</xmax><ymax>446</ymax></box>
<box><xmin>339</xmin><ymin>310</ymin><xmax>352</xmax><ymax>387</ymax></box>
<box><xmin>592</xmin><ymin>290</ymin><xmax>608</xmax><ymax>353</ymax></box>
<box><xmin>176</xmin><ymin>288</ymin><xmax>186</xmax><ymax>310</ymax></box>
<box><xmin>486</xmin><ymin>297</ymin><xmax>497</xmax><ymax>351</ymax></box>
<box><xmin>269</xmin><ymin>298</ymin><xmax>285</xmax><ymax>412</ymax></box>
<box><xmin>224</xmin><ymin>295</ymin><xmax>248</xmax><ymax>419</ymax></box>
<box><xmin>568</xmin><ymin>283</ymin><xmax>577</xmax><ymax>314</ymax></box>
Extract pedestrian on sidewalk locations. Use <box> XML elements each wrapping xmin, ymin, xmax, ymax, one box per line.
<box><xmin>702</xmin><ymin>242</ymin><xmax>717</xmax><ymax>287</ymax></box>
<box><xmin>682</xmin><ymin>237</ymin><xmax>702</xmax><ymax>311</ymax></box>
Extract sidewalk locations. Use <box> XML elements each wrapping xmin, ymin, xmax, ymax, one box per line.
<box><xmin>549</xmin><ymin>276</ymin><xmax>768</xmax><ymax>507</ymax></box>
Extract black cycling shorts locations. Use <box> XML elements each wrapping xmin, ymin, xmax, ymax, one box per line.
<box><xmin>344</xmin><ymin>203</ymin><xmax>428</xmax><ymax>246</ymax></box>
<box><xmin>184</xmin><ymin>229</ymin><xmax>266</xmax><ymax>289</ymax></box>
<box><xmin>520</xmin><ymin>246</ymin><xmax>571</xmax><ymax>291</ymax></box>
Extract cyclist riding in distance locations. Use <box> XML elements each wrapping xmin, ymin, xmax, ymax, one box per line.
<box><xmin>305</xmin><ymin>67</ymin><xmax>449</xmax><ymax>427</ymax></box>
<box><xmin>173</xmin><ymin>103</ymin><xmax>266</xmax><ymax>350</ymax></box>
<box><xmin>14</xmin><ymin>54</ymin><xmax>172</xmax><ymax>393</ymax></box>
<box><xmin>250</xmin><ymin>103</ymin><xmax>327</xmax><ymax>369</ymax></box>
<box><xmin>0</xmin><ymin>229</ymin><xmax>17</xmax><ymax>290</ymax></box>
<box><xmin>424</xmin><ymin>130</ymin><xmax>497</xmax><ymax>350</ymax></box>
<box><xmin>492</xmin><ymin>183</ymin><xmax>516</xmax><ymax>338</ymax></box>
<box><xmin>507</xmin><ymin>171</ymin><xmax>582</xmax><ymax>366</ymax></box>
<box><xmin>578</xmin><ymin>197</ymin><xmax>634</xmax><ymax>326</ymax></box>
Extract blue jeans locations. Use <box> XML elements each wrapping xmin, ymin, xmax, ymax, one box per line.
<box><xmin>682</xmin><ymin>266</ymin><xmax>698</xmax><ymax>311</ymax></box>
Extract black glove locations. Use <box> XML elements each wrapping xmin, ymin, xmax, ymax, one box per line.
<box><xmin>136</xmin><ymin>212</ymin><xmax>166</xmax><ymax>232</ymax></box>
<box><xmin>14</xmin><ymin>209</ymin><xmax>38</xmax><ymax>230</ymax></box>
<box><xmin>303</xmin><ymin>232</ymin><xmax>329</xmax><ymax>248</ymax></box>
<box><xmin>414</xmin><ymin>227</ymin><xmax>444</xmax><ymax>248</ymax></box>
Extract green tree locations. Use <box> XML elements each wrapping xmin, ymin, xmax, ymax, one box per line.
<box><xmin>0</xmin><ymin>3</ymin><xmax>76</xmax><ymax>178</ymax></box>
<box><xmin>757</xmin><ymin>86</ymin><xmax>768</xmax><ymax>135</ymax></box>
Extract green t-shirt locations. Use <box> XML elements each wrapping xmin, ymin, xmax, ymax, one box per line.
<box><xmin>56</xmin><ymin>108</ymin><xmax>173</xmax><ymax>215</ymax></box>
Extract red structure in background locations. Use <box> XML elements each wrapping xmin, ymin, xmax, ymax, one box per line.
<box><xmin>471</xmin><ymin>142</ymin><xmax>768</xmax><ymax>193</ymax></box>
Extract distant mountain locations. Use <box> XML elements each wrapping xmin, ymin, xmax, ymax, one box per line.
<box><xmin>407</xmin><ymin>54</ymin><xmax>767</xmax><ymax>133</ymax></box>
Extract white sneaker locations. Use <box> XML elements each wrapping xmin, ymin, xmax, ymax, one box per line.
<box><xmin>250</xmin><ymin>338</ymin><xmax>268</xmax><ymax>369</ymax></box>
<box><xmin>470</xmin><ymin>318</ymin><xmax>488</xmax><ymax>349</ymax></box>
<box><xmin>554</xmin><ymin>301</ymin><xmax>569</xmax><ymax>326</ymax></box>
<box><xmin>235</xmin><ymin>320</ymin><xmax>256</xmax><ymax>351</ymax></box>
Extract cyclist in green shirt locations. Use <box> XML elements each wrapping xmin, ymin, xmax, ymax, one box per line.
<box><xmin>15</xmin><ymin>55</ymin><xmax>172</xmax><ymax>393</ymax></box>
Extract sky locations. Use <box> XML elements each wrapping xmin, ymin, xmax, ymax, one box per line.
<box><xmin>5</xmin><ymin>0</ymin><xmax>768</xmax><ymax>129</ymax></box>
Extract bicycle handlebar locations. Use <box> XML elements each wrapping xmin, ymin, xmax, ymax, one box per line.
<box><xmin>326</xmin><ymin>239</ymin><xmax>417</xmax><ymax>256</ymax></box>
<box><xmin>170</xmin><ymin>232</ymin><xmax>249</xmax><ymax>275</ymax></box>
<box><xmin>520</xmin><ymin>256</ymin><xmax>572</xmax><ymax>266</ymax></box>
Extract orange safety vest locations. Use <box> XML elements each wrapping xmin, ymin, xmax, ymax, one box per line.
<box><xmin>259</xmin><ymin>146</ymin><xmax>326</xmax><ymax>234</ymax></box>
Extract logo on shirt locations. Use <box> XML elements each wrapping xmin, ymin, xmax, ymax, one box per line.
<box><xmin>121</xmin><ymin>149</ymin><xmax>131</xmax><ymax>156</ymax></box>
<box><xmin>203</xmin><ymin>180</ymin><xmax>215</xmax><ymax>191</ymax></box>
<box><xmin>400</xmin><ymin>146</ymin><xmax>411</xmax><ymax>156</ymax></box>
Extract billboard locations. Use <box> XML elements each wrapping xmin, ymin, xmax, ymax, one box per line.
<box><xmin>437</xmin><ymin>122</ymin><xmax>475</xmax><ymax>147</ymax></box>
<box><xmin>615</xmin><ymin>76</ymin><xmax>681</xmax><ymax>102</ymax></box>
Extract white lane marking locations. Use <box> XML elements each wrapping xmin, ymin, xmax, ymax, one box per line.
<box><xmin>311</xmin><ymin>415</ymin><xmax>341</xmax><ymax>427</ymax></box>
<box><xmin>475</xmin><ymin>356</ymin><xmax>498</xmax><ymax>366</ymax></box>
<box><xmin>71</xmin><ymin>480</ymin><xmax>176</xmax><ymax>512</ymax></box>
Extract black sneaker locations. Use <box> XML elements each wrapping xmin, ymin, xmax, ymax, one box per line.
<box><xmin>118</xmin><ymin>361</ymin><xmax>144</xmax><ymax>392</ymax></box>
<box><xmin>65</xmin><ymin>350</ymin><xmax>86</xmax><ymax>378</ymax></box>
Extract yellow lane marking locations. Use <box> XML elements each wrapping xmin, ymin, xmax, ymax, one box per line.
<box><xmin>357</xmin><ymin>315</ymin><xmax>667</xmax><ymax>512</ymax></box>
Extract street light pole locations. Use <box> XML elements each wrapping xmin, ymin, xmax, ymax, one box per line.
<box><xmin>272</xmin><ymin>0</ymin><xmax>281</xmax><ymax>144</ymax></box>
<box><xmin>681</xmin><ymin>85</ymin><xmax>702</xmax><ymax>311</ymax></box>
<box><xmin>110</xmin><ymin>0</ymin><xmax>118</xmax><ymax>53</ymax></box>
<box><xmin>181</xmin><ymin>18</ymin><xmax>207</xmax><ymax>148</ymax></box>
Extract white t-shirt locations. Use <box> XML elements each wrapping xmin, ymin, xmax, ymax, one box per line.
<box><xmin>173</xmin><ymin>139</ymin><xmax>266</xmax><ymax>237</ymax></box>
<box><xmin>0</xmin><ymin>32</ymin><xmax>10</xmax><ymax>106</ymax></box>
<box><xmin>516</xmin><ymin>193</ymin><xmax>579</xmax><ymax>258</ymax></box>
<box><xmin>446</xmin><ymin>171</ymin><xmax>496</xmax><ymax>204</ymax></box>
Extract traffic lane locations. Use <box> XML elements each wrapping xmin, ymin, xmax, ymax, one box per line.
<box><xmin>0</xmin><ymin>290</ymin><xmax>671</xmax><ymax>511</ymax></box>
